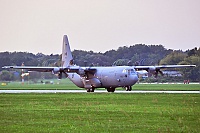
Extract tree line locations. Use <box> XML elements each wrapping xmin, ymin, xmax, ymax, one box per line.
<box><xmin>0</xmin><ymin>44</ymin><xmax>199</xmax><ymax>81</ymax></box>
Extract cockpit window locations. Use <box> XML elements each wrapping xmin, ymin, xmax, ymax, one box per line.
<box><xmin>130</xmin><ymin>69</ymin><xmax>136</xmax><ymax>74</ymax></box>
<box><xmin>123</xmin><ymin>69</ymin><xmax>136</xmax><ymax>75</ymax></box>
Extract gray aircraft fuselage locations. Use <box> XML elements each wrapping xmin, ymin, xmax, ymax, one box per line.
<box><xmin>68</xmin><ymin>66</ymin><xmax>138</xmax><ymax>89</ymax></box>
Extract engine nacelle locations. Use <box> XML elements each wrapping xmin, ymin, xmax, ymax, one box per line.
<box><xmin>148</xmin><ymin>66</ymin><xmax>163</xmax><ymax>78</ymax></box>
<box><xmin>78</xmin><ymin>68</ymin><xmax>86</xmax><ymax>76</ymax></box>
<box><xmin>52</xmin><ymin>67</ymin><xmax>60</xmax><ymax>75</ymax></box>
<box><xmin>82</xmin><ymin>78</ymin><xmax>102</xmax><ymax>89</ymax></box>
<box><xmin>148</xmin><ymin>66</ymin><xmax>156</xmax><ymax>72</ymax></box>
<box><xmin>147</xmin><ymin>66</ymin><xmax>156</xmax><ymax>76</ymax></box>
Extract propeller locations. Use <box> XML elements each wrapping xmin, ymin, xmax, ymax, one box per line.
<box><xmin>148</xmin><ymin>67</ymin><xmax>164</xmax><ymax>78</ymax></box>
<box><xmin>82</xmin><ymin>68</ymin><xmax>97</xmax><ymax>79</ymax></box>
<box><xmin>52</xmin><ymin>67</ymin><xmax>68</xmax><ymax>79</ymax></box>
<box><xmin>155</xmin><ymin>68</ymin><xmax>164</xmax><ymax>78</ymax></box>
<box><xmin>58</xmin><ymin>68</ymin><xmax>68</xmax><ymax>79</ymax></box>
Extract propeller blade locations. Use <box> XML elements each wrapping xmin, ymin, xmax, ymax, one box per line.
<box><xmin>154</xmin><ymin>69</ymin><xmax>164</xmax><ymax>78</ymax></box>
<box><xmin>159</xmin><ymin>70</ymin><xmax>164</xmax><ymax>76</ymax></box>
<box><xmin>58</xmin><ymin>72</ymin><xmax>62</xmax><ymax>79</ymax></box>
<box><xmin>63</xmin><ymin>71</ymin><xmax>68</xmax><ymax>78</ymax></box>
<box><xmin>148</xmin><ymin>73</ymin><xmax>152</xmax><ymax>77</ymax></box>
<box><xmin>154</xmin><ymin>72</ymin><xmax>158</xmax><ymax>78</ymax></box>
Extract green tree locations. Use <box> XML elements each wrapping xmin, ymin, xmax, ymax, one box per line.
<box><xmin>179</xmin><ymin>55</ymin><xmax>200</xmax><ymax>81</ymax></box>
<box><xmin>113</xmin><ymin>59</ymin><xmax>129</xmax><ymax>66</ymax></box>
<box><xmin>160</xmin><ymin>51</ymin><xmax>187</xmax><ymax>65</ymax></box>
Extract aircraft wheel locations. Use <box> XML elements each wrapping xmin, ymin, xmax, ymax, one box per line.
<box><xmin>129</xmin><ymin>86</ymin><xmax>132</xmax><ymax>91</ymax></box>
<box><xmin>87</xmin><ymin>88</ymin><xmax>95</xmax><ymax>92</ymax></box>
<box><xmin>87</xmin><ymin>88</ymin><xmax>91</xmax><ymax>92</ymax></box>
<box><xmin>125</xmin><ymin>86</ymin><xmax>132</xmax><ymax>91</ymax></box>
<box><xmin>106</xmin><ymin>88</ymin><xmax>110</xmax><ymax>92</ymax></box>
<box><xmin>106</xmin><ymin>87</ymin><xmax>115</xmax><ymax>92</ymax></box>
<box><xmin>91</xmin><ymin>87</ymin><xmax>95</xmax><ymax>92</ymax></box>
<box><xmin>125</xmin><ymin>86</ymin><xmax>129</xmax><ymax>91</ymax></box>
<box><xmin>111</xmin><ymin>88</ymin><xmax>115</xmax><ymax>92</ymax></box>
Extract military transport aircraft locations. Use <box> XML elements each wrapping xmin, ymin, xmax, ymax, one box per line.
<box><xmin>3</xmin><ymin>35</ymin><xmax>196</xmax><ymax>92</ymax></box>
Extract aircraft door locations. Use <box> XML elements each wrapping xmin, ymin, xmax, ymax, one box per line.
<box><xmin>116</xmin><ymin>69</ymin><xmax>127</xmax><ymax>86</ymax></box>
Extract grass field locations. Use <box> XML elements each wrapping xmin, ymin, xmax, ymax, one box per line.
<box><xmin>0</xmin><ymin>80</ymin><xmax>199</xmax><ymax>132</ymax></box>
<box><xmin>0</xmin><ymin>93</ymin><xmax>199</xmax><ymax>133</ymax></box>
<box><xmin>0</xmin><ymin>79</ymin><xmax>200</xmax><ymax>91</ymax></box>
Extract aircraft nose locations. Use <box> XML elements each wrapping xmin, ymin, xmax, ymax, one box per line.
<box><xmin>131</xmin><ymin>75</ymin><xmax>139</xmax><ymax>84</ymax></box>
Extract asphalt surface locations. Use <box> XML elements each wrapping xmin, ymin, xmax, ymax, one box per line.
<box><xmin>0</xmin><ymin>90</ymin><xmax>199</xmax><ymax>94</ymax></box>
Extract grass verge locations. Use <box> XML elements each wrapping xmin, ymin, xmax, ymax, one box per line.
<box><xmin>0</xmin><ymin>93</ymin><xmax>199</xmax><ymax>132</ymax></box>
<box><xmin>0</xmin><ymin>79</ymin><xmax>199</xmax><ymax>91</ymax></box>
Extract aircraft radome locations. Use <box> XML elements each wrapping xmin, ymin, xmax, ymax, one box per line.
<box><xmin>3</xmin><ymin>35</ymin><xmax>196</xmax><ymax>92</ymax></box>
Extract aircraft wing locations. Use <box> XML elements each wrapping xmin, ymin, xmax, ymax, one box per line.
<box><xmin>134</xmin><ymin>65</ymin><xmax>196</xmax><ymax>77</ymax></box>
<box><xmin>134</xmin><ymin>65</ymin><xmax>196</xmax><ymax>70</ymax></box>
<box><xmin>2</xmin><ymin>66</ymin><xmax>81</xmax><ymax>72</ymax></box>
<box><xmin>2</xmin><ymin>65</ymin><xmax>84</xmax><ymax>79</ymax></box>
<box><xmin>2</xmin><ymin>65</ymin><xmax>96</xmax><ymax>77</ymax></box>
<box><xmin>2</xmin><ymin>66</ymin><xmax>56</xmax><ymax>72</ymax></box>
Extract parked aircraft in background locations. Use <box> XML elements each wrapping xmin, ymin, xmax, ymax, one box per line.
<box><xmin>3</xmin><ymin>35</ymin><xmax>196</xmax><ymax>92</ymax></box>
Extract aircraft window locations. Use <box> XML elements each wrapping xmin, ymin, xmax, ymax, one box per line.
<box><xmin>130</xmin><ymin>69</ymin><xmax>136</xmax><ymax>74</ymax></box>
<box><xmin>123</xmin><ymin>69</ymin><xmax>136</xmax><ymax>75</ymax></box>
<box><xmin>131</xmin><ymin>69</ymin><xmax>133</xmax><ymax>73</ymax></box>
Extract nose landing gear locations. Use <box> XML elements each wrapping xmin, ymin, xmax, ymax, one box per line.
<box><xmin>125</xmin><ymin>86</ymin><xmax>132</xmax><ymax>91</ymax></box>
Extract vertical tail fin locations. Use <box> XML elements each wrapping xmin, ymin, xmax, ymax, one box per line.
<box><xmin>62</xmin><ymin>35</ymin><xmax>73</xmax><ymax>67</ymax></box>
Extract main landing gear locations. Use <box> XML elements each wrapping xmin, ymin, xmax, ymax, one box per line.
<box><xmin>86</xmin><ymin>86</ymin><xmax>95</xmax><ymax>92</ymax></box>
<box><xmin>106</xmin><ymin>87</ymin><xmax>116</xmax><ymax>92</ymax></box>
<box><xmin>87</xmin><ymin>88</ymin><xmax>95</xmax><ymax>92</ymax></box>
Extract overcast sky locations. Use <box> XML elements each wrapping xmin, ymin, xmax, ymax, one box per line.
<box><xmin>0</xmin><ymin>0</ymin><xmax>199</xmax><ymax>54</ymax></box>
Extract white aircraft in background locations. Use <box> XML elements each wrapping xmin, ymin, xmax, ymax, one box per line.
<box><xmin>3</xmin><ymin>35</ymin><xmax>196</xmax><ymax>92</ymax></box>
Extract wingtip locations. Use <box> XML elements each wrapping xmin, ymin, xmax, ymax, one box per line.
<box><xmin>2</xmin><ymin>66</ymin><xmax>7</xmax><ymax>69</ymax></box>
<box><xmin>2</xmin><ymin>66</ymin><xmax>14</xmax><ymax>69</ymax></box>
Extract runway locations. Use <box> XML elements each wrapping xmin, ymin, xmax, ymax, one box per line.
<box><xmin>0</xmin><ymin>90</ymin><xmax>199</xmax><ymax>94</ymax></box>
